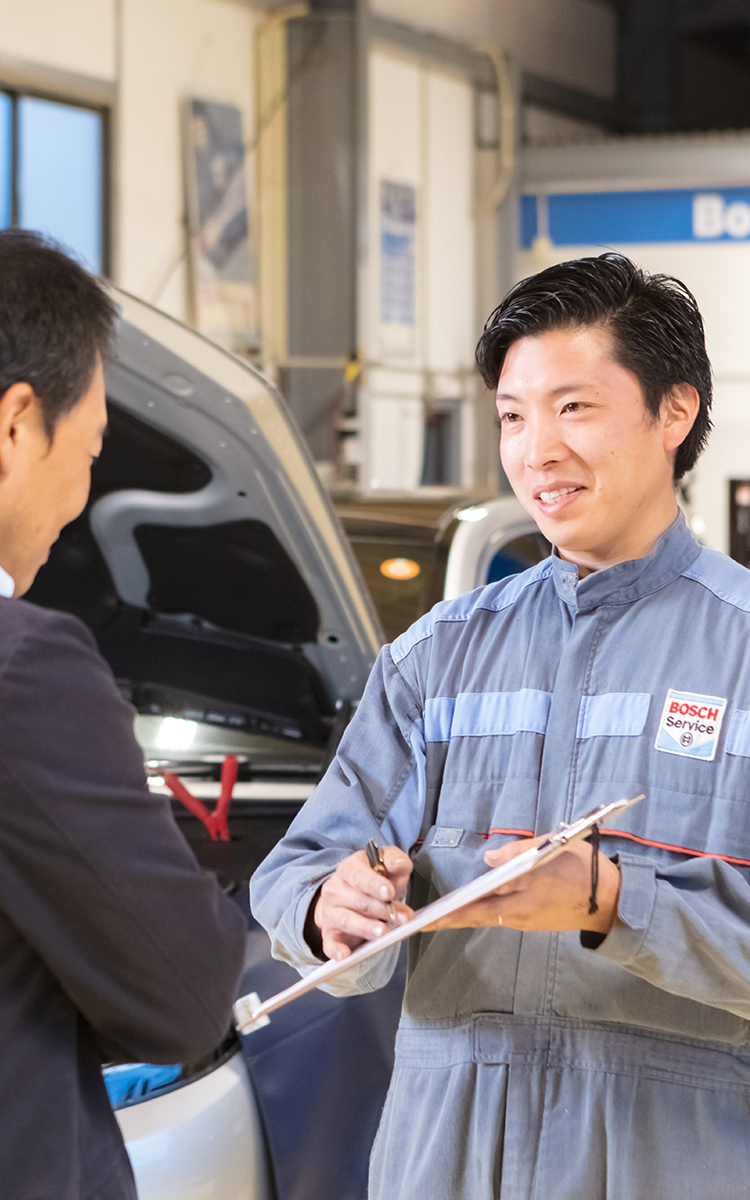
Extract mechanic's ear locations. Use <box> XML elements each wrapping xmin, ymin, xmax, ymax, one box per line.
<box><xmin>661</xmin><ymin>383</ymin><xmax>700</xmax><ymax>453</ymax></box>
<box><xmin>0</xmin><ymin>383</ymin><xmax>38</xmax><ymax>477</ymax></box>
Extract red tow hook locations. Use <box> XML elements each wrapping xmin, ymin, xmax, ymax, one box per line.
<box><xmin>163</xmin><ymin>754</ymin><xmax>238</xmax><ymax>841</ymax></box>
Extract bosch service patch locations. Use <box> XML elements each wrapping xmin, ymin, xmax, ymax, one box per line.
<box><xmin>655</xmin><ymin>689</ymin><xmax>727</xmax><ymax>761</ymax></box>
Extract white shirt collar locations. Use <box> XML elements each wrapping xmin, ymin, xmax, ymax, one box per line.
<box><xmin>0</xmin><ymin>564</ymin><xmax>15</xmax><ymax>598</ymax></box>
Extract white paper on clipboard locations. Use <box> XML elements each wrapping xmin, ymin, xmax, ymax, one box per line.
<box><xmin>235</xmin><ymin>795</ymin><xmax>643</xmax><ymax>1033</ymax></box>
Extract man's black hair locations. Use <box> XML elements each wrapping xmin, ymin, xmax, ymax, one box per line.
<box><xmin>0</xmin><ymin>228</ymin><xmax>116</xmax><ymax>437</ymax></box>
<box><xmin>475</xmin><ymin>252</ymin><xmax>712</xmax><ymax>482</ymax></box>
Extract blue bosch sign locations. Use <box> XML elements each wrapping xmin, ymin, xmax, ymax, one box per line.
<box><xmin>521</xmin><ymin>188</ymin><xmax>750</xmax><ymax>248</ymax></box>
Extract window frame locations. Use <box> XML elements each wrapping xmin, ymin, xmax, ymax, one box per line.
<box><xmin>0</xmin><ymin>83</ymin><xmax>111</xmax><ymax>277</ymax></box>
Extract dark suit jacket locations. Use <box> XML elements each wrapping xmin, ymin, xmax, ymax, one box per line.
<box><xmin>0</xmin><ymin>598</ymin><xmax>247</xmax><ymax>1199</ymax></box>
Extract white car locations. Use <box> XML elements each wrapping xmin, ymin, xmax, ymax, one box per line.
<box><xmin>443</xmin><ymin>496</ymin><xmax>549</xmax><ymax>599</ymax></box>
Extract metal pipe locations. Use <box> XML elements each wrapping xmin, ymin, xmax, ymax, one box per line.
<box><xmin>474</xmin><ymin>43</ymin><xmax>516</xmax><ymax>218</ymax></box>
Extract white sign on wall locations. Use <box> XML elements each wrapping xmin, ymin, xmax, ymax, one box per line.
<box><xmin>380</xmin><ymin>180</ymin><xmax>416</xmax><ymax>326</ymax></box>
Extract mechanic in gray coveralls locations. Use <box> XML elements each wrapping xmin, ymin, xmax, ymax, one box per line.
<box><xmin>253</xmin><ymin>252</ymin><xmax>750</xmax><ymax>1200</ymax></box>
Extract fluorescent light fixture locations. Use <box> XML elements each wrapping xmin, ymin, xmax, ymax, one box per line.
<box><xmin>155</xmin><ymin>717</ymin><xmax>198</xmax><ymax>751</ymax></box>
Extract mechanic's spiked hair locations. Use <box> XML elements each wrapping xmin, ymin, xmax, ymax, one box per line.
<box><xmin>475</xmin><ymin>252</ymin><xmax>712</xmax><ymax>483</ymax></box>
<box><xmin>0</xmin><ymin>228</ymin><xmax>116</xmax><ymax>438</ymax></box>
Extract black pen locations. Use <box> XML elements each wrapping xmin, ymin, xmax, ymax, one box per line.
<box><xmin>365</xmin><ymin>838</ymin><xmax>398</xmax><ymax>923</ymax></box>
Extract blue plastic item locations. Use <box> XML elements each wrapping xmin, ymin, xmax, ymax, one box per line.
<box><xmin>103</xmin><ymin>1062</ymin><xmax>182</xmax><ymax>1109</ymax></box>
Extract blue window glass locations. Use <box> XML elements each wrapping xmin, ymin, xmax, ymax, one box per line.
<box><xmin>0</xmin><ymin>93</ymin><xmax>11</xmax><ymax>230</ymax></box>
<box><xmin>18</xmin><ymin>97</ymin><xmax>102</xmax><ymax>273</ymax></box>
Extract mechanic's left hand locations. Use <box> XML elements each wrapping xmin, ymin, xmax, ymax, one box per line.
<box><xmin>425</xmin><ymin>836</ymin><xmax>620</xmax><ymax>936</ymax></box>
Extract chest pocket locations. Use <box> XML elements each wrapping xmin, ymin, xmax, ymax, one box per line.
<box><xmin>412</xmin><ymin>827</ymin><xmax>491</xmax><ymax>900</ymax></box>
<box><xmin>425</xmin><ymin>689</ymin><xmax>550</xmax><ymax>835</ymax></box>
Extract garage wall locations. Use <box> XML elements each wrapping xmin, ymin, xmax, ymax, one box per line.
<box><xmin>366</xmin><ymin>58</ymin><xmax>475</xmax><ymax>373</ymax></box>
<box><xmin>364</xmin><ymin>48</ymin><xmax>476</xmax><ymax>492</ymax></box>
<box><xmin>0</xmin><ymin>0</ymin><xmax>257</xmax><ymax>323</ymax></box>
<box><xmin>0</xmin><ymin>0</ymin><xmax>620</xmax><ymax>500</ymax></box>
<box><xmin>0</xmin><ymin>0</ymin><xmax>116</xmax><ymax>81</ymax></box>
<box><xmin>117</xmin><ymin>0</ymin><xmax>256</xmax><ymax>318</ymax></box>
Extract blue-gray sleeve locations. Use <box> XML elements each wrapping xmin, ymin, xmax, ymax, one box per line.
<box><xmin>596</xmin><ymin>852</ymin><xmax>750</xmax><ymax>1019</ymax></box>
<box><xmin>250</xmin><ymin>645</ymin><xmax>426</xmax><ymax>996</ymax></box>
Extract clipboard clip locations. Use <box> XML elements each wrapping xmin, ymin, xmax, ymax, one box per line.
<box><xmin>549</xmin><ymin>794</ymin><xmax>644</xmax><ymax>850</ymax></box>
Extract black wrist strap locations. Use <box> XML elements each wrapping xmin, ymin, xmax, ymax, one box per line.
<box><xmin>587</xmin><ymin>823</ymin><xmax>600</xmax><ymax>916</ymax></box>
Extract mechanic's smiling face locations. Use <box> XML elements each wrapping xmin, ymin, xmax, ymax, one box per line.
<box><xmin>0</xmin><ymin>359</ymin><xmax>107</xmax><ymax>595</ymax></box>
<box><xmin>496</xmin><ymin>325</ymin><xmax>699</xmax><ymax>576</ymax></box>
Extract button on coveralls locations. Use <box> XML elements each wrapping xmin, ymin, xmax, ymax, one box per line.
<box><xmin>251</xmin><ymin>515</ymin><xmax>750</xmax><ymax>1200</ymax></box>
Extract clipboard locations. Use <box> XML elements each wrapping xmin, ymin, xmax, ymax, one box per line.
<box><xmin>235</xmin><ymin>794</ymin><xmax>643</xmax><ymax>1033</ymax></box>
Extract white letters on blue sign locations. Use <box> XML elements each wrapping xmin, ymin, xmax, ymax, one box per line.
<box><xmin>693</xmin><ymin>193</ymin><xmax>750</xmax><ymax>240</ymax></box>
<box><xmin>521</xmin><ymin>189</ymin><xmax>750</xmax><ymax>248</ymax></box>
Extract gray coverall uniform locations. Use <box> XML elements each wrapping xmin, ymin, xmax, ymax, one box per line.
<box><xmin>252</xmin><ymin>515</ymin><xmax>750</xmax><ymax>1200</ymax></box>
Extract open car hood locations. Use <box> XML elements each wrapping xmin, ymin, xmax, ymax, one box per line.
<box><xmin>27</xmin><ymin>289</ymin><xmax>382</xmax><ymax>772</ymax></box>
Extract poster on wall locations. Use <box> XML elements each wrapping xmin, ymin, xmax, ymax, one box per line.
<box><xmin>380</xmin><ymin>179</ymin><xmax>416</xmax><ymax>356</ymax></box>
<box><xmin>184</xmin><ymin>99</ymin><xmax>260</xmax><ymax>355</ymax></box>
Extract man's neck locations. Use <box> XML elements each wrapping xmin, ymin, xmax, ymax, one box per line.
<box><xmin>557</xmin><ymin>502</ymin><xmax>680</xmax><ymax>579</ymax></box>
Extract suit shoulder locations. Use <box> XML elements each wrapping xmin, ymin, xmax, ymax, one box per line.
<box><xmin>0</xmin><ymin>599</ymin><xmax>99</xmax><ymax>671</ymax></box>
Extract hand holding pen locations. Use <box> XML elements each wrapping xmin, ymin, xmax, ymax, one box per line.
<box><xmin>310</xmin><ymin>839</ymin><xmax>414</xmax><ymax>962</ymax></box>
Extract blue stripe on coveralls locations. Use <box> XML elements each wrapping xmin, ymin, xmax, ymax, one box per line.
<box><xmin>424</xmin><ymin>690</ymin><xmax>552</xmax><ymax>742</ymax></box>
<box><xmin>576</xmin><ymin>693</ymin><xmax>651</xmax><ymax>739</ymax></box>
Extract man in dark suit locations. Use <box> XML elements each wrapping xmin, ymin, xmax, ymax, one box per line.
<box><xmin>0</xmin><ymin>228</ymin><xmax>247</xmax><ymax>1199</ymax></box>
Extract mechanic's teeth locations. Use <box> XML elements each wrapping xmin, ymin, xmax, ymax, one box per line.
<box><xmin>540</xmin><ymin>487</ymin><xmax>576</xmax><ymax>503</ymax></box>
